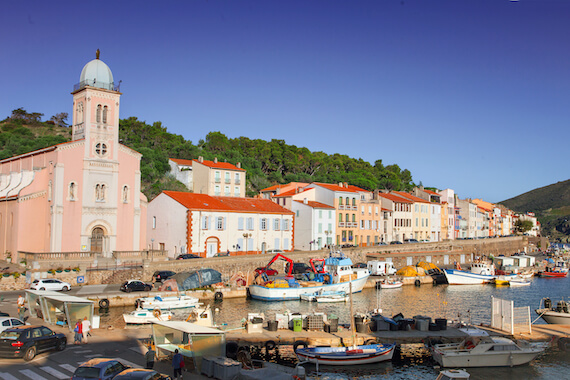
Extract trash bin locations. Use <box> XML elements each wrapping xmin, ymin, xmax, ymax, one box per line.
<box><xmin>435</xmin><ymin>318</ymin><xmax>447</xmax><ymax>331</ymax></box>
<box><xmin>356</xmin><ymin>321</ymin><xmax>367</xmax><ymax>333</ymax></box>
<box><xmin>293</xmin><ymin>318</ymin><xmax>303</xmax><ymax>332</ymax></box>
<box><xmin>267</xmin><ymin>320</ymin><xmax>278</xmax><ymax>331</ymax></box>
<box><xmin>328</xmin><ymin>318</ymin><xmax>338</xmax><ymax>333</ymax></box>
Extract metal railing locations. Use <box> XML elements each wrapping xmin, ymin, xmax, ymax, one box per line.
<box><xmin>73</xmin><ymin>80</ymin><xmax>116</xmax><ymax>92</ymax></box>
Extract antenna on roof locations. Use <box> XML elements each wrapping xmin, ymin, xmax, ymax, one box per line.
<box><xmin>96</xmin><ymin>49</ymin><xmax>100</xmax><ymax>60</ymax></box>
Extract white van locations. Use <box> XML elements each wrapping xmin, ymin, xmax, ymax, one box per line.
<box><xmin>367</xmin><ymin>261</ymin><xmax>397</xmax><ymax>276</ymax></box>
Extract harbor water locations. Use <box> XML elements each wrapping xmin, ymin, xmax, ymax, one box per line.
<box><xmin>101</xmin><ymin>275</ymin><xmax>570</xmax><ymax>379</ymax></box>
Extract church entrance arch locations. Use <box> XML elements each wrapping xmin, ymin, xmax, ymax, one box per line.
<box><xmin>90</xmin><ymin>227</ymin><xmax>105</xmax><ymax>253</ymax></box>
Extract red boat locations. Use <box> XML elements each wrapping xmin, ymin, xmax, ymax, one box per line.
<box><xmin>538</xmin><ymin>271</ymin><xmax>568</xmax><ymax>278</ymax></box>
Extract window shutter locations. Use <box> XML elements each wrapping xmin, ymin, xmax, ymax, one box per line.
<box><xmin>238</xmin><ymin>217</ymin><xmax>244</xmax><ymax>230</ymax></box>
<box><xmin>259</xmin><ymin>218</ymin><xmax>263</xmax><ymax>230</ymax></box>
<box><xmin>209</xmin><ymin>216</ymin><xmax>212</xmax><ymax>230</ymax></box>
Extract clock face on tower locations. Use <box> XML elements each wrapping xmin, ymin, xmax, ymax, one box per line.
<box><xmin>95</xmin><ymin>143</ymin><xmax>108</xmax><ymax>157</ymax></box>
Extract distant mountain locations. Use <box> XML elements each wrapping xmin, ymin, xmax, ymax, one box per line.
<box><xmin>501</xmin><ymin>179</ymin><xmax>570</xmax><ymax>240</ymax></box>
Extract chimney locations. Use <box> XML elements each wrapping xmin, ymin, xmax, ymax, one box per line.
<box><xmin>236</xmin><ymin>162</ymin><xmax>241</xmax><ymax>169</ymax></box>
<box><xmin>198</xmin><ymin>156</ymin><xmax>204</xmax><ymax>163</ymax></box>
<box><xmin>338</xmin><ymin>182</ymin><xmax>343</xmax><ymax>187</ymax></box>
<box><xmin>344</xmin><ymin>182</ymin><xmax>348</xmax><ymax>188</ymax></box>
<box><xmin>303</xmin><ymin>198</ymin><xmax>308</xmax><ymax>204</ymax></box>
<box><xmin>214</xmin><ymin>157</ymin><xmax>218</xmax><ymax>163</ymax></box>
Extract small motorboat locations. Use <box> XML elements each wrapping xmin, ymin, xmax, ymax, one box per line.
<box><xmin>135</xmin><ymin>294</ymin><xmax>201</xmax><ymax>310</ymax></box>
<box><xmin>295</xmin><ymin>343</ymin><xmax>396</xmax><ymax>365</ymax></box>
<box><xmin>535</xmin><ymin>298</ymin><xmax>570</xmax><ymax>325</ymax></box>
<box><xmin>436</xmin><ymin>369</ymin><xmax>470</xmax><ymax>380</ymax></box>
<box><xmin>431</xmin><ymin>335</ymin><xmax>545</xmax><ymax>367</ymax></box>
<box><xmin>508</xmin><ymin>276</ymin><xmax>531</xmax><ymax>287</ymax></box>
<box><xmin>123</xmin><ymin>308</ymin><xmax>172</xmax><ymax>324</ymax></box>
<box><xmin>377</xmin><ymin>279</ymin><xmax>403</xmax><ymax>289</ymax></box>
<box><xmin>300</xmin><ymin>290</ymin><xmax>348</xmax><ymax>303</ymax></box>
<box><xmin>537</xmin><ymin>270</ymin><xmax>568</xmax><ymax>278</ymax></box>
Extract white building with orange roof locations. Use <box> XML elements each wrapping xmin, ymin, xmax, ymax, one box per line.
<box><xmin>438</xmin><ymin>189</ymin><xmax>456</xmax><ymax>240</ymax></box>
<box><xmin>259</xmin><ymin>182</ymin><xmax>309</xmax><ymax>199</ymax></box>
<box><xmin>168</xmin><ymin>156</ymin><xmax>246</xmax><ymax>197</ymax></box>
<box><xmin>394</xmin><ymin>191</ymin><xmax>433</xmax><ymax>241</ymax></box>
<box><xmin>303</xmin><ymin>182</ymin><xmax>371</xmax><ymax>247</ymax></box>
<box><xmin>147</xmin><ymin>191</ymin><xmax>294</xmax><ymax>258</ymax></box>
<box><xmin>292</xmin><ymin>198</ymin><xmax>336</xmax><ymax>251</ymax></box>
<box><xmin>378</xmin><ymin>192</ymin><xmax>413</xmax><ymax>242</ymax></box>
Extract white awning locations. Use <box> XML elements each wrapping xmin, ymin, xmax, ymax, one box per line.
<box><xmin>26</xmin><ymin>290</ymin><xmax>94</xmax><ymax>303</ymax></box>
<box><xmin>152</xmin><ymin>320</ymin><xmax>224</xmax><ymax>335</ymax></box>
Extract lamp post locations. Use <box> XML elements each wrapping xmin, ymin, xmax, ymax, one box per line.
<box><xmin>243</xmin><ymin>233</ymin><xmax>252</xmax><ymax>253</ymax></box>
<box><xmin>324</xmin><ymin>230</ymin><xmax>331</xmax><ymax>248</ymax></box>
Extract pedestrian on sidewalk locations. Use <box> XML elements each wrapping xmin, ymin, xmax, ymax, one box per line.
<box><xmin>73</xmin><ymin>320</ymin><xmax>82</xmax><ymax>344</ymax></box>
<box><xmin>172</xmin><ymin>349</ymin><xmax>183</xmax><ymax>380</ymax></box>
<box><xmin>145</xmin><ymin>346</ymin><xmax>155</xmax><ymax>369</ymax></box>
<box><xmin>81</xmin><ymin>317</ymin><xmax>91</xmax><ymax>343</ymax></box>
<box><xmin>17</xmin><ymin>294</ymin><xmax>25</xmax><ymax>320</ymax></box>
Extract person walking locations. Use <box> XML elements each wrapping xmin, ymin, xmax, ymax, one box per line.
<box><xmin>17</xmin><ymin>294</ymin><xmax>25</xmax><ymax>321</ymax></box>
<box><xmin>172</xmin><ymin>349</ymin><xmax>183</xmax><ymax>380</ymax></box>
<box><xmin>145</xmin><ymin>346</ymin><xmax>155</xmax><ymax>369</ymax></box>
<box><xmin>81</xmin><ymin>317</ymin><xmax>91</xmax><ymax>343</ymax></box>
<box><xmin>73</xmin><ymin>320</ymin><xmax>82</xmax><ymax>344</ymax></box>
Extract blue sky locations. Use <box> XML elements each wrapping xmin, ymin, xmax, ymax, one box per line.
<box><xmin>1</xmin><ymin>0</ymin><xmax>569</xmax><ymax>203</ymax></box>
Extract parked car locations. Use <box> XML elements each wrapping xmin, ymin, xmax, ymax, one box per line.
<box><xmin>113</xmin><ymin>368</ymin><xmax>171</xmax><ymax>380</ymax></box>
<box><xmin>341</xmin><ymin>243</ymin><xmax>356</xmax><ymax>248</ymax></box>
<box><xmin>265</xmin><ymin>249</ymin><xmax>284</xmax><ymax>254</ymax></box>
<box><xmin>120</xmin><ymin>280</ymin><xmax>153</xmax><ymax>293</ymax></box>
<box><xmin>72</xmin><ymin>358</ymin><xmax>130</xmax><ymax>380</ymax></box>
<box><xmin>176</xmin><ymin>253</ymin><xmax>201</xmax><ymax>260</ymax></box>
<box><xmin>0</xmin><ymin>317</ymin><xmax>26</xmax><ymax>334</ymax></box>
<box><xmin>390</xmin><ymin>241</ymin><xmax>403</xmax><ymax>245</ymax></box>
<box><xmin>30</xmin><ymin>279</ymin><xmax>71</xmax><ymax>291</ymax></box>
<box><xmin>0</xmin><ymin>325</ymin><xmax>66</xmax><ymax>361</ymax></box>
<box><xmin>152</xmin><ymin>271</ymin><xmax>176</xmax><ymax>283</ymax></box>
<box><xmin>254</xmin><ymin>267</ymin><xmax>278</xmax><ymax>276</ymax></box>
<box><xmin>404</xmin><ymin>239</ymin><xmax>419</xmax><ymax>244</ymax></box>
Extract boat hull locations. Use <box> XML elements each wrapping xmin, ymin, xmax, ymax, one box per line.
<box><xmin>379</xmin><ymin>281</ymin><xmax>403</xmax><ymax>289</ymax></box>
<box><xmin>432</xmin><ymin>349</ymin><xmax>542</xmax><ymax>367</ymax></box>
<box><xmin>296</xmin><ymin>344</ymin><xmax>395</xmax><ymax>365</ymax></box>
<box><xmin>249</xmin><ymin>275</ymin><xmax>369</xmax><ymax>301</ymax></box>
<box><xmin>136</xmin><ymin>295</ymin><xmax>201</xmax><ymax>310</ymax></box>
<box><xmin>443</xmin><ymin>269</ymin><xmax>496</xmax><ymax>285</ymax></box>
<box><xmin>535</xmin><ymin>309</ymin><xmax>570</xmax><ymax>325</ymax></box>
<box><xmin>537</xmin><ymin>271</ymin><xmax>567</xmax><ymax>278</ymax></box>
<box><xmin>123</xmin><ymin>310</ymin><xmax>172</xmax><ymax>324</ymax></box>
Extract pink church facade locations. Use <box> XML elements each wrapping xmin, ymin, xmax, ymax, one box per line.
<box><xmin>0</xmin><ymin>53</ymin><xmax>147</xmax><ymax>260</ymax></box>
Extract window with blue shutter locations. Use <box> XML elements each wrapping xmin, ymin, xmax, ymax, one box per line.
<box><xmin>238</xmin><ymin>217</ymin><xmax>244</xmax><ymax>230</ymax></box>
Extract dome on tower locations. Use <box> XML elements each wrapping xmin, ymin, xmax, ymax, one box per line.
<box><xmin>77</xmin><ymin>50</ymin><xmax>115</xmax><ymax>91</ymax></box>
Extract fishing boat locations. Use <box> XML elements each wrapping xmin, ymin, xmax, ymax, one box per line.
<box><xmin>535</xmin><ymin>298</ymin><xmax>570</xmax><ymax>325</ymax></box>
<box><xmin>135</xmin><ymin>294</ymin><xmax>201</xmax><ymax>310</ymax></box>
<box><xmin>123</xmin><ymin>308</ymin><xmax>172</xmax><ymax>324</ymax></box>
<box><xmin>443</xmin><ymin>261</ymin><xmax>497</xmax><ymax>285</ymax></box>
<box><xmin>377</xmin><ymin>279</ymin><xmax>403</xmax><ymax>289</ymax></box>
<box><xmin>431</xmin><ymin>335</ymin><xmax>545</xmax><ymax>367</ymax></box>
<box><xmin>537</xmin><ymin>269</ymin><xmax>568</xmax><ymax>278</ymax></box>
<box><xmin>295</xmin><ymin>343</ymin><xmax>396</xmax><ymax>365</ymax></box>
<box><xmin>249</xmin><ymin>249</ymin><xmax>369</xmax><ymax>301</ymax></box>
<box><xmin>295</xmin><ymin>281</ymin><xmax>395</xmax><ymax>365</ymax></box>
<box><xmin>508</xmin><ymin>276</ymin><xmax>531</xmax><ymax>287</ymax></box>
<box><xmin>300</xmin><ymin>290</ymin><xmax>348</xmax><ymax>303</ymax></box>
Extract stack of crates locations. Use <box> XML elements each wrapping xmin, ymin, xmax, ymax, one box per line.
<box><xmin>307</xmin><ymin>315</ymin><xmax>324</xmax><ymax>331</ymax></box>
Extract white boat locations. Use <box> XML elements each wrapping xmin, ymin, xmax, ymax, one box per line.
<box><xmin>436</xmin><ymin>369</ymin><xmax>470</xmax><ymax>380</ymax></box>
<box><xmin>377</xmin><ymin>279</ymin><xmax>403</xmax><ymax>289</ymax></box>
<box><xmin>249</xmin><ymin>250</ymin><xmax>370</xmax><ymax>301</ymax></box>
<box><xmin>123</xmin><ymin>308</ymin><xmax>172</xmax><ymax>324</ymax></box>
<box><xmin>508</xmin><ymin>276</ymin><xmax>531</xmax><ymax>287</ymax></box>
<box><xmin>535</xmin><ymin>298</ymin><xmax>570</xmax><ymax>325</ymax></box>
<box><xmin>300</xmin><ymin>290</ymin><xmax>348</xmax><ymax>303</ymax></box>
<box><xmin>295</xmin><ymin>343</ymin><xmax>396</xmax><ymax>365</ymax></box>
<box><xmin>135</xmin><ymin>294</ymin><xmax>201</xmax><ymax>310</ymax></box>
<box><xmin>431</xmin><ymin>336</ymin><xmax>545</xmax><ymax>367</ymax></box>
<box><xmin>443</xmin><ymin>269</ymin><xmax>496</xmax><ymax>285</ymax></box>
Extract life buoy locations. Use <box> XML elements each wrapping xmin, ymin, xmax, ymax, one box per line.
<box><xmin>214</xmin><ymin>291</ymin><xmax>223</xmax><ymax>301</ymax></box>
<box><xmin>365</xmin><ymin>339</ymin><xmax>376</xmax><ymax>345</ymax></box>
<box><xmin>99</xmin><ymin>299</ymin><xmax>109</xmax><ymax>309</ymax></box>
<box><xmin>153</xmin><ymin>309</ymin><xmax>161</xmax><ymax>318</ymax></box>
<box><xmin>265</xmin><ymin>340</ymin><xmax>276</xmax><ymax>350</ymax></box>
<box><xmin>414</xmin><ymin>279</ymin><xmax>421</xmax><ymax>287</ymax></box>
<box><xmin>293</xmin><ymin>340</ymin><xmax>308</xmax><ymax>352</ymax></box>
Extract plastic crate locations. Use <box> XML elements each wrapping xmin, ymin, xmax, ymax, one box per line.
<box><xmin>307</xmin><ymin>315</ymin><xmax>324</xmax><ymax>331</ymax></box>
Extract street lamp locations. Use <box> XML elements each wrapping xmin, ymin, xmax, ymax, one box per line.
<box><xmin>243</xmin><ymin>233</ymin><xmax>252</xmax><ymax>253</ymax></box>
<box><xmin>324</xmin><ymin>230</ymin><xmax>331</xmax><ymax>248</ymax></box>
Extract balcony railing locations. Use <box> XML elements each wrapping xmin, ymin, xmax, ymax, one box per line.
<box><xmin>338</xmin><ymin>205</ymin><xmax>345</xmax><ymax>210</ymax></box>
<box><xmin>215</xmin><ymin>178</ymin><xmax>221</xmax><ymax>183</ymax></box>
<box><xmin>338</xmin><ymin>222</ymin><xmax>346</xmax><ymax>227</ymax></box>
<box><xmin>225</xmin><ymin>179</ymin><xmax>231</xmax><ymax>184</ymax></box>
<box><xmin>73</xmin><ymin>80</ymin><xmax>117</xmax><ymax>92</ymax></box>
<box><xmin>235</xmin><ymin>179</ymin><xmax>241</xmax><ymax>185</ymax></box>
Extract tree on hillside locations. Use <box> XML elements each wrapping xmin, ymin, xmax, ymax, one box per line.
<box><xmin>514</xmin><ymin>219</ymin><xmax>533</xmax><ymax>234</ymax></box>
<box><xmin>50</xmin><ymin>113</ymin><xmax>68</xmax><ymax>127</ymax></box>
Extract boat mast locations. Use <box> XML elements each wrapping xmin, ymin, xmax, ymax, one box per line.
<box><xmin>349</xmin><ymin>281</ymin><xmax>356</xmax><ymax>347</ymax></box>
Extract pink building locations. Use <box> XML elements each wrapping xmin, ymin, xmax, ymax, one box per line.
<box><xmin>0</xmin><ymin>52</ymin><xmax>147</xmax><ymax>260</ymax></box>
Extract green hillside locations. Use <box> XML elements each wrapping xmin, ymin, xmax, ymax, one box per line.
<box><xmin>1</xmin><ymin>108</ymin><xmax>415</xmax><ymax>200</ymax></box>
<box><xmin>501</xmin><ymin>179</ymin><xmax>570</xmax><ymax>241</ymax></box>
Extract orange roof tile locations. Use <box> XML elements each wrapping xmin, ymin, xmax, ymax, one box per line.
<box><xmin>293</xmin><ymin>200</ymin><xmax>335</xmax><ymax>209</ymax></box>
<box><xmin>424</xmin><ymin>189</ymin><xmax>440</xmax><ymax>196</ymax></box>
<box><xmin>273</xmin><ymin>188</ymin><xmax>311</xmax><ymax>198</ymax></box>
<box><xmin>170</xmin><ymin>158</ymin><xmax>194</xmax><ymax>166</ymax></box>
<box><xmin>393</xmin><ymin>191</ymin><xmax>430</xmax><ymax>203</ymax></box>
<box><xmin>312</xmin><ymin>182</ymin><xmax>368</xmax><ymax>193</ymax></box>
<box><xmin>194</xmin><ymin>159</ymin><xmax>245</xmax><ymax>171</ymax></box>
<box><xmin>163</xmin><ymin>191</ymin><xmax>293</xmax><ymax>214</ymax></box>
<box><xmin>377</xmin><ymin>193</ymin><xmax>413</xmax><ymax>203</ymax></box>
